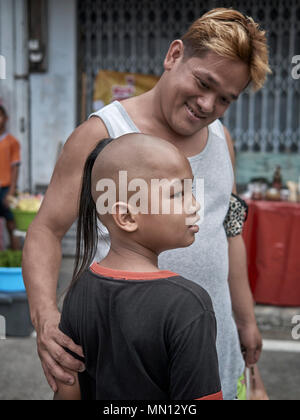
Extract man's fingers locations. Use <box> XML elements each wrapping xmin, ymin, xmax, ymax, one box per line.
<box><xmin>41</xmin><ymin>360</ymin><xmax>58</xmax><ymax>393</ymax></box>
<box><xmin>254</xmin><ymin>346</ymin><xmax>262</xmax><ymax>363</ymax></box>
<box><xmin>38</xmin><ymin>330</ymin><xmax>85</xmax><ymax>374</ymax></box>
<box><xmin>245</xmin><ymin>347</ymin><xmax>259</xmax><ymax>367</ymax></box>
<box><xmin>35</xmin><ymin>311</ymin><xmax>85</xmax><ymax>388</ymax></box>
<box><xmin>49</xmin><ymin>342</ymin><xmax>85</xmax><ymax>373</ymax></box>
<box><xmin>55</xmin><ymin>330</ymin><xmax>84</xmax><ymax>358</ymax></box>
<box><xmin>41</xmin><ymin>351</ymin><xmax>76</xmax><ymax>386</ymax></box>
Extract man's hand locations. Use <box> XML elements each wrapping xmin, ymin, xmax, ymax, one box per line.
<box><xmin>22</xmin><ymin>117</ymin><xmax>109</xmax><ymax>390</ymax></box>
<box><xmin>238</xmin><ymin>321</ymin><xmax>262</xmax><ymax>367</ymax></box>
<box><xmin>35</xmin><ymin>308</ymin><xmax>85</xmax><ymax>393</ymax></box>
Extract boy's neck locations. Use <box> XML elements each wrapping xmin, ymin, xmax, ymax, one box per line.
<box><xmin>99</xmin><ymin>240</ymin><xmax>160</xmax><ymax>273</ymax></box>
<box><xmin>0</xmin><ymin>127</ymin><xmax>6</xmax><ymax>136</ymax></box>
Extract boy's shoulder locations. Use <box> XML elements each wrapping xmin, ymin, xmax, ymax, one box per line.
<box><xmin>164</xmin><ymin>275</ymin><xmax>214</xmax><ymax>313</ymax></box>
<box><xmin>65</xmin><ymin>269</ymin><xmax>215</xmax><ymax>320</ymax></box>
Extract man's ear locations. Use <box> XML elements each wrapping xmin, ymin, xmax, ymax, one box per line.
<box><xmin>163</xmin><ymin>40</ymin><xmax>184</xmax><ymax>71</ymax></box>
<box><xmin>111</xmin><ymin>202</ymin><xmax>138</xmax><ymax>233</ymax></box>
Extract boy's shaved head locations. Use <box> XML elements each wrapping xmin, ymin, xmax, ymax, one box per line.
<box><xmin>91</xmin><ymin>133</ymin><xmax>190</xmax><ymax>202</ymax></box>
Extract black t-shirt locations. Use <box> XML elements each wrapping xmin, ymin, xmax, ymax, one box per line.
<box><xmin>59</xmin><ymin>263</ymin><xmax>222</xmax><ymax>400</ymax></box>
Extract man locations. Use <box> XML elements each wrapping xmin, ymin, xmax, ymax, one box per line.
<box><xmin>0</xmin><ymin>105</ymin><xmax>21</xmax><ymax>250</ymax></box>
<box><xmin>22</xmin><ymin>8</ymin><xmax>271</xmax><ymax>399</ymax></box>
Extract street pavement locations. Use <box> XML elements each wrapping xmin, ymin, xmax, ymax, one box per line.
<box><xmin>0</xmin><ymin>257</ymin><xmax>299</xmax><ymax>400</ymax></box>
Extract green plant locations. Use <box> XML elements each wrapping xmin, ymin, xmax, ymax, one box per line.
<box><xmin>0</xmin><ymin>250</ymin><xmax>23</xmax><ymax>267</ymax></box>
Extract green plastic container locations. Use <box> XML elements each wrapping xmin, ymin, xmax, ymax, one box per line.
<box><xmin>12</xmin><ymin>209</ymin><xmax>37</xmax><ymax>232</ymax></box>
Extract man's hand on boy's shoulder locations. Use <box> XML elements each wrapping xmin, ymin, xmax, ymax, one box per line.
<box><xmin>36</xmin><ymin>307</ymin><xmax>85</xmax><ymax>393</ymax></box>
<box><xmin>24</xmin><ymin>116</ymin><xmax>108</xmax><ymax>393</ymax></box>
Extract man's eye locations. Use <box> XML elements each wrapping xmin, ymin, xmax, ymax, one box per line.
<box><xmin>221</xmin><ymin>97</ymin><xmax>230</xmax><ymax>105</ymax></box>
<box><xmin>198</xmin><ymin>79</ymin><xmax>209</xmax><ymax>89</ymax></box>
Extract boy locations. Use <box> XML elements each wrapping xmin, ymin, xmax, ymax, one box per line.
<box><xmin>0</xmin><ymin>105</ymin><xmax>21</xmax><ymax>250</ymax></box>
<box><xmin>54</xmin><ymin>134</ymin><xmax>222</xmax><ymax>400</ymax></box>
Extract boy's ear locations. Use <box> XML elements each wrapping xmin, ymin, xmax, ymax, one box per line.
<box><xmin>111</xmin><ymin>202</ymin><xmax>138</xmax><ymax>233</ymax></box>
<box><xmin>164</xmin><ymin>40</ymin><xmax>184</xmax><ymax>71</ymax></box>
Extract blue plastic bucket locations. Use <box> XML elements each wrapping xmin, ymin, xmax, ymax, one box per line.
<box><xmin>0</xmin><ymin>268</ymin><xmax>25</xmax><ymax>292</ymax></box>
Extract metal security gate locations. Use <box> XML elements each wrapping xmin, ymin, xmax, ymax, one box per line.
<box><xmin>77</xmin><ymin>0</ymin><xmax>300</xmax><ymax>154</ymax></box>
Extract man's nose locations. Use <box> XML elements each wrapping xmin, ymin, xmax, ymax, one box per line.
<box><xmin>197</xmin><ymin>94</ymin><xmax>215</xmax><ymax>114</ymax></box>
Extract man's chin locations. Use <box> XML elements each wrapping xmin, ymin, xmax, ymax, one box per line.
<box><xmin>176</xmin><ymin>121</ymin><xmax>209</xmax><ymax>137</ymax></box>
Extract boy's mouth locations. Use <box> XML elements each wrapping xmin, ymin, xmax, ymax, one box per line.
<box><xmin>188</xmin><ymin>225</ymin><xmax>199</xmax><ymax>233</ymax></box>
<box><xmin>186</xmin><ymin>214</ymin><xmax>200</xmax><ymax>228</ymax></box>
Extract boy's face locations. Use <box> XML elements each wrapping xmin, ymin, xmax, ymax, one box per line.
<box><xmin>96</xmin><ymin>133</ymin><xmax>201</xmax><ymax>255</ymax></box>
<box><xmin>0</xmin><ymin>111</ymin><xmax>7</xmax><ymax>131</ymax></box>
<box><xmin>135</xmin><ymin>159</ymin><xmax>201</xmax><ymax>253</ymax></box>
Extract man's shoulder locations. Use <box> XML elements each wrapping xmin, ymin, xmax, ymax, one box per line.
<box><xmin>77</xmin><ymin>113</ymin><xmax>108</xmax><ymax>137</ymax></box>
<box><xmin>62</xmin><ymin>115</ymin><xmax>109</xmax><ymax>157</ymax></box>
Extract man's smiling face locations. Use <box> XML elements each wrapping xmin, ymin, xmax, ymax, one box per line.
<box><xmin>162</xmin><ymin>42</ymin><xmax>251</xmax><ymax>136</ymax></box>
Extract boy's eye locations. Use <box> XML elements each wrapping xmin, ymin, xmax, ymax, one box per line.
<box><xmin>173</xmin><ymin>191</ymin><xmax>183</xmax><ymax>198</ymax></box>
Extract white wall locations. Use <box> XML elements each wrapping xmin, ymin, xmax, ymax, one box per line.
<box><xmin>30</xmin><ymin>0</ymin><xmax>77</xmax><ymax>188</ymax></box>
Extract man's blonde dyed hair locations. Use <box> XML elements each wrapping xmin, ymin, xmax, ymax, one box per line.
<box><xmin>182</xmin><ymin>8</ymin><xmax>271</xmax><ymax>91</ymax></box>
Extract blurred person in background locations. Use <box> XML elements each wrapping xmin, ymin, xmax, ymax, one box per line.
<box><xmin>0</xmin><ymin>105</ymin><xmax>21</xmax><ymax>250</ymax></box>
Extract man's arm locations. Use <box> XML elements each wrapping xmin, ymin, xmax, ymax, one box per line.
<box><xmin>22</xmin><ymin>117</ymin><xmax>109</xmax><ymax>391</ymax></box>
<box><xmin>223</xmin><ymin>126</ymin><xmax>262</xmax><ymax>367</ymax></box>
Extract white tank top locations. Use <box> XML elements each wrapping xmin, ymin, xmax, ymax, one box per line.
<box><xmin>89</xmin><ymin>100</ymin><xmax>245</xmax><ymax>399</ymax></box>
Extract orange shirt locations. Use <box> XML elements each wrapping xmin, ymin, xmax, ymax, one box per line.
<box><xmin>0</xmin><ymin>133</ymin><xmax>21</xmax><ymax>187</ymax></box>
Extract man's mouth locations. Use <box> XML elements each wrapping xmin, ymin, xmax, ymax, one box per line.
<box><xmin>185</xmin><ymin>103</ymin><xmax>206</xmax><ymax>120</ymax></box>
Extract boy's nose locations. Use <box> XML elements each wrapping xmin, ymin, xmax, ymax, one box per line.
<box><xmin>194</xmin><ymin>197</ymin><xmax>201</xmax><ymax>213</ymax></box>
<box><xmin>187</xmin><ymin>194</ymin><xmax>201</xmax><ymax>215</ymax></box>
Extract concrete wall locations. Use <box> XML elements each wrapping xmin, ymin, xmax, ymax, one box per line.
<box><xmin>0</xmin><ymin>0</ymin><xmax>76</xmax><ymax>191</ymax></box>
<box><xmin>30</xmin><ymin>0</ymin><xmax>77</xmax><ymax>188</ymax></box>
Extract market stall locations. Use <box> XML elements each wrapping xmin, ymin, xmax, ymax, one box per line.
<box><xmin>243</xmin><ymin>198</ymin><xmax>300</xmax><ymax>307</ymax></box>
<box><xmin>0</xmin><ymin>193</ymin><xmax>43</xmax><ymax>336</ymax></box>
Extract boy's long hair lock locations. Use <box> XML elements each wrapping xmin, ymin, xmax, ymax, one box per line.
<box><xmin>72</xmin><ymin>138</ymin><xmax>114</xmax><ymax>285</ymax></box>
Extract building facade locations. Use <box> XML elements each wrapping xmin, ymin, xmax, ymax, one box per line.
<box><xmin>1</xmin><ymin>0</ymin><xmax>300</xmax><ymax>191</ymax></box>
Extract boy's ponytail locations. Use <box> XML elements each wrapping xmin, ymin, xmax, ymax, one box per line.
<box><xmin>71</xmin><ymin>138</ymin><xmax>114</xmax><ymax>285</ymax></box>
